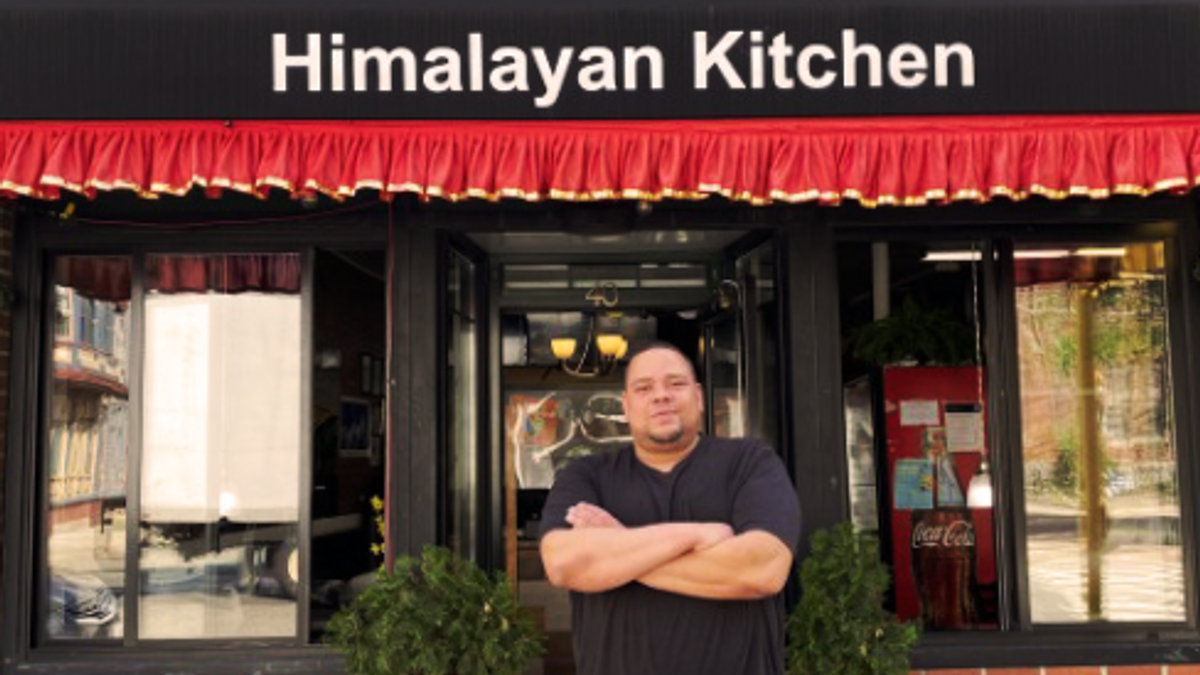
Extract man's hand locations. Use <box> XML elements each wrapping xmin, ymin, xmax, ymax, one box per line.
<box><xmin>638</xmin><ymin>531</ymin><xmax>794</xmax><ymax>601</ymax></box>
<box><xmin>566</xmin><ymin>502</ymin><xmax>624</xmax><ymax>529</ymax></box>
<box><xmin>695</xmin><ymin>522</ymin><xmax>736</xmax><ymax>550</ymax></box>
<box><xmin>567</xmin><ymin>502</ymin><xmax>734</xmax><ymax>547</ymax></box>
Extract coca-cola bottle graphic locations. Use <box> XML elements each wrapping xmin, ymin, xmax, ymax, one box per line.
<box><xmin>911</xmin><ymin>428</ymin><xmax>976</xmax><ymax>630</ymax></box>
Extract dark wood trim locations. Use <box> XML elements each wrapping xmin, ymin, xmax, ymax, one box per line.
<box><xmin>782</xmin><ymin>212</ymin><xmax>849</xmax><ymax>558</ymax></box>
<box><xmin>3</xmin><ymin>212</ymin><xmax>38</xmax><ymax>671</ymax></box>
<box><xmin>829</xmin><ymin>196</ymin><xmax>1193</xmax><ymax>230</ymax></box>
<box><xmin>387</xmin><ymin>212</ymin><xmax>412</xmax><ymax>561</ymax></box>
<box><xmin>124</xmin><ymin>252</ymin><xmax>145</xmax><ymax>646</ymax></box>
<box><xmin>1166</xmin><ymin>204</ymin><xmax>1200</xmax><ymax>629</ymax></box>
<box><xmin>14</xmin><ymin>650</ymin><xmax>348</xmax><ymax>674</ymax></box>
<box><xmin>986</xmin><ymin>238</ymin><xmax>1027</xmax><ymax>632</ymax></box>
<box><xmin>433</xmin><ymin>231</ymin><xmax>449</xmax><ymax>552</ymax></box>
<box><xmin>915</xmin><ymin>634</ymin><xmax>1200</xmax><ymax>669</ymax></box>
<box><xmin>409</xmin><ymin>200</ymin><xmax>785</xmax><ymax>234</ymax></box>
<box><xmin>492</xmin><ymin>251</ymin><xmax>715</xmax><ymax>265</ymax></box>
<box><xmin>296</xmin><ymin>248</ymin><xmax>315</xmax><ymax>644</ymax></box>
<box><xmin>33</xmin><ymin>245</ymin><xmax>55</xmax><ymax>649</ymax></box>
<box><xmin>495</xmin><ymin>289</ymin><xmax>713</xmax><ymax>312</ymax></box>
<box><xmin>407</xmin><ymin>221</ymin><xmax>439</xmax><ymax>553</ymax></box>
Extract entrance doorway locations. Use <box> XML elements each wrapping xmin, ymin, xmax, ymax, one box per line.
<box><xmin>442</xmin><ymin>227</ymin><xmax>785</xmax><ymax>675</ymax></box>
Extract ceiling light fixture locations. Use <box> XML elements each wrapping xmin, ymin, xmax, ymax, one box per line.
<box><xmin>552</xmin><ymin>283</ymin><xmax>629</xmax><ymax>378</ymax></box>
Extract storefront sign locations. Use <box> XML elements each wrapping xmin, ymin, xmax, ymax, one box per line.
<box><xmin>270</xmin><ymin>30</ymin><xmax>975</xmax><ymax>109</ymax></box>
<box><xmin>2</xmin><ymin>1</ymin><xmax>1200</xmax><ymax>119</ymax></box>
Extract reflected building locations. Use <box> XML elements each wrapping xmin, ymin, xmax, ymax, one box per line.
<box><xmin>47</xmin><ymin>283</ymin><xmax>131</xmax><ymax>637</ymax></box>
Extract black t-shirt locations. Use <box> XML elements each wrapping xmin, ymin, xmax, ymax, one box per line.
<box><xmin>539</xmin><ymin>436</ymin><xmax>803</xmax><ymax>675</ymax></box>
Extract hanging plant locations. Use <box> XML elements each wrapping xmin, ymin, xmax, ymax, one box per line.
<box><xmin>851</xmin><ymin>296</ymin><xmax>975</xmax><ymax>368</ymax></box>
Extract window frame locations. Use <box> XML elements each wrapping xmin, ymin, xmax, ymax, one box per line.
<box><xmin>831</xmin><ymin>202</ymin><xmax>1200</xmax><ymax>668</ymax></box>
<box><xmin>3</xmin><ymin>213</ymin><xmax>392</xmax><ymax>666</ymax></box>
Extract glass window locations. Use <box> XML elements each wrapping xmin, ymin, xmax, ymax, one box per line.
<box><xmin>308</xmin><ymin>249</ymin><xmax>388</xmax><ymax>641</ymax></box>
<box><xmin>838</xmin><ymin>235</ymin><xmax>1188</xmax><ymax>636</ymax></box>
<box><xmin>139</xmin><ymin>254</ymin><xmax>302</xmax><ymax>640</ymax></box>
<box><xmin>447</xmin><ymin>249</ymin><xmax>479</xmax><ymax>559</ymax></box>
<box><xmin>837</xmin><ymin>241</ymin><xmax>998</xmax><ymax>633</ymax></box>
<box><xmin>45</xmin><ymin>257</ymin><xmax>131</xmax><ymax>640</ymax></box>
<box><xmin>735</xmin><ymin>242</ymin><xmax>780</xmax><ymax>451</ymax></box>
<box><xmin>38</xmin><ymin>248</ymin><xmax>389</xmax><ymax>646</ymax></box>
<box><xmin>1014</xmin><ymin>242</ymin><xmax>1183</xmax><ymax>624</ymax></box>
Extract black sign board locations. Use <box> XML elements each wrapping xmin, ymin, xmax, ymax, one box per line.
<box><xmin>2</xmin><ymin>0</ymin><xmax>1200</xmax><ymax>120</ymax></box>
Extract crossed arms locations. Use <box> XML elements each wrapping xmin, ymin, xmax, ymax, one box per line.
<box><xmin>540</xmin><ymin>502</ymin><xmax>794</xmax><ymax>600</ymax></box>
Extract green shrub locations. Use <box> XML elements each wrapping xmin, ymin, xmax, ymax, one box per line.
<box><xmin>325</xmin><ymin>545</ymin><xmax>544</xmax><ymax>675</ymax></box>
<box><xmin>787</xmin><ymin>523</ymin><xmax>919</xmax><ymax>675</ymax></box>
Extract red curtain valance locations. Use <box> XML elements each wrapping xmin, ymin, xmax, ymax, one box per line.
<box><xmin>5</xmin><ymin>116</ymin><xmax>1200</xmax><ymax>207</ymax></box>
<box><xmin>147</xmin><ymin>254</ymin><xmax>302</xmax><ymax>295</ymax></box>
<box><xmin>57</xmin><ymin>254</ymin><xmax>301</xmax><ymax>300</ymax></box>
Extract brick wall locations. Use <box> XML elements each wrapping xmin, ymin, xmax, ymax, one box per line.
<box><xmin>0</xmin><ymin>206</ymin><xmax>12</xmax><ymax>643</ymax></box>
<box><xmin>921</xmin><ymin>662</ymin><xmax>1195</xmax><ymax>667</ymax></box>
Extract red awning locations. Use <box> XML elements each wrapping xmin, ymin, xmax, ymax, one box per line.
<box><xmin>4</xmin><ymin>115</ymin><xmax>1200</xmax><ymax>207</ymax></box>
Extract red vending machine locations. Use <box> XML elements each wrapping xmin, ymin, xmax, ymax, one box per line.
<box><xmin>883</xmin><ymin>366</ymin><xmax>997</xmax><ymax>630</ymax></box>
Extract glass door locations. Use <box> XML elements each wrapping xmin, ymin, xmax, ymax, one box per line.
<box><xmin>456</xmin><ymin>226</ymin><xmax>785</xmax><ymax>675</ymax></box>
<box><xmin>444</xmin><ymin>236</ymin><xmax>488</xmax><ymax>562</ymax></box>
<box><xmin>704</xmin><ymin>236</ymin><xmax>782</xmax><ymax>450</ymax></box>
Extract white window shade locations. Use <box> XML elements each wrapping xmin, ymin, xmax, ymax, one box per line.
<box><xmin>141</xmin><ymin>293</ymin><xmax>302</xmax><ymax>524</ymax></box>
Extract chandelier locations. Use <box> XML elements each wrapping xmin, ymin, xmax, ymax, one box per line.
<box><xmin>550</xmin><ymin>283</ymin><xmax>630</xmax><ymax>378</ymax></box>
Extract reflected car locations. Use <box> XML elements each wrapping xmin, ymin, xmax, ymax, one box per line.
<box><xmin>49</xmin><ymin>574</ymin><xmax>120</xmax><ymax>631</ymax></box>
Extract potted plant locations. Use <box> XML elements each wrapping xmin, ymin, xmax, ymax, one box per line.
<box><xmin>851</xmin><ymin>295</ymin><xmax>975</xmax><ymax>367</ymax></box>
<box><xmin>325</xmin><ymin>545</ymin><xmax>544</xmax><ymax>675</ymax></box>
<box><xmin>787</xmin><ymin>522</ymin><xmax>920</xmax><ymax>675</ymax></box>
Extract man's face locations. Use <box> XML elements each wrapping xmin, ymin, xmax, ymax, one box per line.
<box><xmin>622</xmin><ymin>348</ymin><xmax>704</xmax><ymax>454</ymax></box>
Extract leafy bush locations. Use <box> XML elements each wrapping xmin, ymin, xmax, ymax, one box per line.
<box><xmin>788</xmin><ymin>523</ymin><xmax>919</xmax><ymax>675</ymax></box>
<box><xmin>325</xmin><ymin>545</ymin><xmax>544</xmax><ymax>675</ymax></box>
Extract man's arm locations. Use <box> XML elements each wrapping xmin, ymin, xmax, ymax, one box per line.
<box><xmin>638</xmin><ymin>442</ymin><xmax>802</xmax><ymax>600</ymax></box>
<box><xmin>541</xmin><ymin>519</ymin><xmax>731</xmax><ymax>593</ymax></box>
<box><xmin>636</xmin><ymin>530</ymin><xmax>794</xmax><ymax>600</ymax></box>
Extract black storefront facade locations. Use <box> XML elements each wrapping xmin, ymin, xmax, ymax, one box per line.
<box><xmin>5</xmin><ymin>2</ymin><xmax>1200</xmax><ymax>674</ymax></box>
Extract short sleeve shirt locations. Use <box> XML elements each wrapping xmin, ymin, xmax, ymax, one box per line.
<box><xmin>539</xmin><ymin>435</ymin><xmax>802</xmax><ymax>675</ymax></box>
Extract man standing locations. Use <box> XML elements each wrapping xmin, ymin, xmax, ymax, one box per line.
<box><xmin>539</xmin><ymin>343</ymin><xmax>802</xmax><ymax>675</ymax></box>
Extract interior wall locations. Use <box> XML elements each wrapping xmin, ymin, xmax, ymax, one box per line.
<box><xmin>312</xmin><ymin>251</ymin><xmax>387</xmax><ymax>517</ymax></box>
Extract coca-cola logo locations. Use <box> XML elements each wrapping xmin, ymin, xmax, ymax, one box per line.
<box><xmin>911</xmin><ymin>520</ymin><xmax>976</xmax><ymax>548</ymax></box>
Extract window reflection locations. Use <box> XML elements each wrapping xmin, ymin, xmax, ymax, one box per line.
<box><xmin>45</xmin><ymin>257</ymin><xmax>132</xmax><ymax>639</ymax></box>
<box><xmin>1016</xmin><ymin>242</ymin><xmax>1184</xmax><ymax>623</ymax></box>
<box><xmin>836</xmin><ymin>241</ymin><xmax>998</xmax><ymax>632</ymax></box>
<box><xmin>139</xmin><ymin>254</ymin><xmax>302</xmax><ymax>639</ymax></box>
<box><xmin>308</xmin><ymin>249</ymin><xmax>388</xmax><ymax>642</ymax></box>
<box><xmin>447</xmin><ymin>250</ymin><xmax>478</xmax><ymax>559</ymax></box>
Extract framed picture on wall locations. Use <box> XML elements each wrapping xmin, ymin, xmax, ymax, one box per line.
<box><xmin>505</xmin><ymin>389</ymin><xmax>629</xmax><ymax>489</ymax></box>
<box><xmin>372</xmin><ymin>357</ymin><xmax>386</xmax><ymax>397</ymax></box>
<box><xmin>369</xmin><ymin>436</ymin><xmax>382</xmax><ymax>467</ymax></box>
<box><xmin>360</xmin><ymin>353</ymin><xmax>374</xmax><ymax>395</ymax></box>
<box><xmin>339</xmin><ymin>396</ymin><xmax>372</xmax><ymax>457</ymax></box>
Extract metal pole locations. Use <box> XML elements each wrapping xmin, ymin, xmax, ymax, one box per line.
<box><xmin>872</xmin><ymin>242</ymin><xmax>889</xmax><ymax>320</ymax></box>
<box><xmin>1076</xmin><ymin>285</ymin><xmax>1105</xmax><ymax>620</ymax></box>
